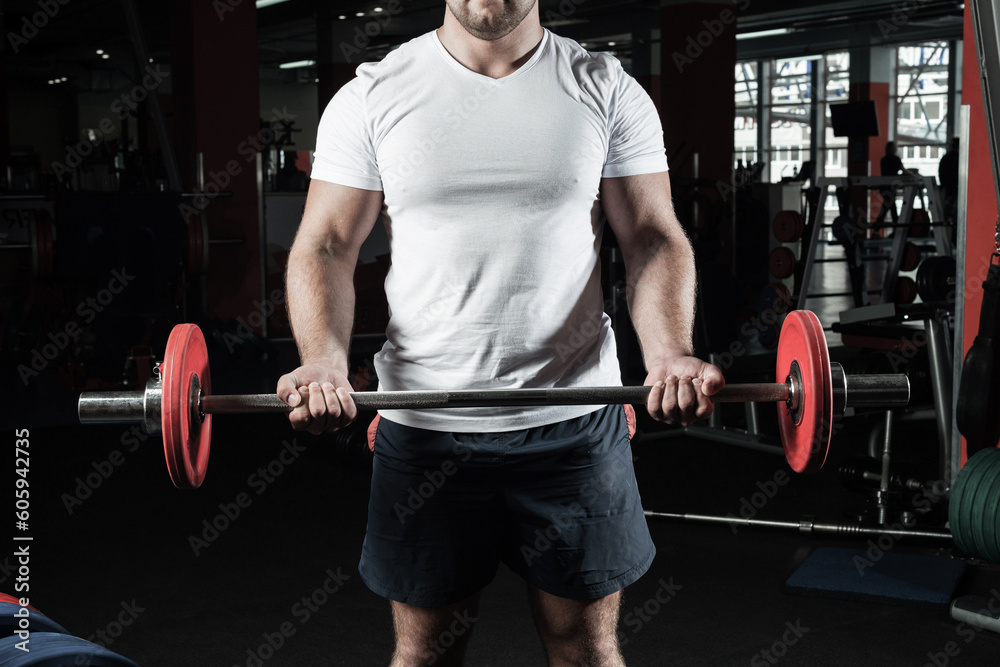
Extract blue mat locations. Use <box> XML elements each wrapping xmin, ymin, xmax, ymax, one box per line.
<box><xmin>784</xmin><ymin>547</ymin><xmax>967</xmax><ymax>609</ymax></box>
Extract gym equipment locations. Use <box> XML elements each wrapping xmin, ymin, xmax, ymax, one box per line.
<box><xmin>0</xmin><ymin>600</ymin><xmax>69</xmax><ymax>637</ymax></box>
<box><xmin>916</xmin><ymin>256</ymin><xmax>956</xmax><ymax>303</ymax></box>
<box><xmin>957</xmin><ymin>258</ymin><xmax>1000</xmax><ymax>456</ymax></box>
<box><xmin>768</xmin><ymin>246</ymin><xmax>796</xmax><ymax>279</ymax></box>
<box><xmin>0</xmin><ymin>632</ymin><xmax>140</xmax><ymax>666</ymax></box>
<box><xmin>772</xmin><ymin>210</ymin><xmax>804</xmax><ymax>243</ymax></box>
<box><xmin>760</xmin><ymin>283</ymin><xmax>792</xmax><ymax>314</ymax></box>
<box><xmin>911</xmin><ymin>208</ymin><xmax>931</xmax><ymax>237</ymax></box>
<box><xmin>0</xmin><ymin>212</ymin><xmax>54</xmax><ymax>278</ymax></box>
<box><xmin>949</xmin><ymin>447</ymin><xmax>1000</xmax><ymax>561</ymax></box>
<box><xmin>77</xmin><ymin>311</ymin><xmax>910</xmax><ymax>487</ymax></box>
<box><xmin>900</xmin><ymin>242</ymin><xmax>921</xmax><ymax>272</ymax></box>
<box><xmin>643</xmin><ymin>511</ymin><xmax>952</xmax><ymax>541</ymax></box>
<box><xmin>951</xmin><ymin>596</ymin><xmax>1000</xmax><ymax>634</ymax></box>
<box><xmin>895</xmin><ymin>276</ymin><xmax>918</xmax><ymax>304</ymax></box>
<box><xmin>186</xmin><ymin>213</ymin><xmax>244</xmax><ymax>274</ymax></box>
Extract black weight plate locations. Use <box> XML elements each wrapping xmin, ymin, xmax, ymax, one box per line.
<box><xmin>950</xmin><ymin>449</ymin><xmax>1000</xmax><ymax>558</ymax></box>
<box><xmin>969</xmin><ymin>450</ymin><xmax>1000</xmax><ymax>561</ymax></box>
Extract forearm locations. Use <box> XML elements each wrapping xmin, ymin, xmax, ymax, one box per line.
<box><xmin>285</xmin><ymin>242</ymin><xmax>358</xmax><ymax>371</ymax></box>
<box><xmin>625</xmin><ymin>227</ymin><xmax>697</xmax><ymax>366</ymax></box>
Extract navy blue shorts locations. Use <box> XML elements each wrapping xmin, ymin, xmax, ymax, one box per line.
<box><xmin>359</xmin><ymin>405</ymin><xmax>655</xmax><ymax>607</ymax></box>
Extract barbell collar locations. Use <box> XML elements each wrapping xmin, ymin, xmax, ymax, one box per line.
<box><xmin>78</xmin><ymin>391</ymin><xmax>146</xmax><ymax>424</ymax></box>
<box><xmin>843</xmin><ymin>372</ymin><xmax>910</xmax><ymax>409</ymax></box>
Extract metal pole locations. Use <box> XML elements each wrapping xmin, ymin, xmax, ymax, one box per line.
<box><xmin>643</xmin><ymin>510</ymin><xmax>953</xmax><ymax>541</ymax></box>
<box><xmin>120</xmin><ymin>0</ymin><xmax>183</xmax><ymax>192</ymax></box>
<box><xmin>971</xmin><ymin>0</ymin><xmax>1000</xmax><ymax>213</ymax></box>
<box><xmin>201</xmin><ymin>384</ymin><xmax>789</xmax><ymax>414</ymax></box>
<box><xmin>926</xmin><ymin>312</ymin><xmax>955</xmax><ymax>479</ymax></box>
<box><xmin>77</xmin><ymin>372</ymin><xmax>912</xmax><ymax>422</ymax></box>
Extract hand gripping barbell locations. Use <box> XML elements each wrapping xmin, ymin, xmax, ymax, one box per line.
<box><xmin>77</xmin><ymin>310</ymin><xmax>910</xmax><ymax>489</ymax></box>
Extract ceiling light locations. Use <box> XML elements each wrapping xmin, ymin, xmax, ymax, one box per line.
<box><xmin>279</xmin><ymin>59</ymin><xmax>316</xmax><ymax>69</ymax></box>
<box><xmin>374</xmin><ymin>6</ymin><xmax>383</xmax><ymax>11</ymax></box>
<box><xmin>355</xmin><ymin>11</ymin><xmax>364</xmax><ymax>16</ymax></box>
<box><xmin>737</xmin><ymin>28</ymin><xmax>792</xmax><ymax>41</ymax></box>
<box><xmin>580</xmin><ymin>42</ymin><xmax>588</xmax><ymax>47</ymax></box>
<box><xmin>60</xmin><ymin>77</ymin><xmax>67</xmax><ymax>82</ymax></box>
<box><xmin>101</xmin><ymin>54</ymin><xmax>110</xmax><ymax>59</ymax></box>
<box><xmin>256</xmin><ymin>0</ymin><xmax>291</xmax><ymax>8</ymax></box>
<box><xmin>608</xmin><ymin>41</ymin><xmax>616</xmax><ymax>46</ymax></box>
<box><xmin>338</xmin><ymin>14</ymin><xmax>347</xmax><ymax>19</ymax></box>
<box><xmin>96</xmin><ymin>49</ymin><xmax>104</xmax><ymax>55</ymax></box>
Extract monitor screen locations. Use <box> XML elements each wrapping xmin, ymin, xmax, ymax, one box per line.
<box><xmin>829</xmin><ymin>101</ymin><xmax>880</xmax><ymax>137</ymax></box>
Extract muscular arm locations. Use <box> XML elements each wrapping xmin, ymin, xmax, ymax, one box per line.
<box><xmin>278</xmin><ymin>179</ymin><xmax>384</xmax><ymax>433</ymax></box>
<box><xmin>600</xmin><ymin>171</ymin><xmax>722</xmax><ymax>424</ymax></box>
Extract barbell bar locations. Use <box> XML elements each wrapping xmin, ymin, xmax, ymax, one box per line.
<box><xmin>77</xmin><ymin>310</ymin><xmax>910</xmax><ymax>488</ymax></box>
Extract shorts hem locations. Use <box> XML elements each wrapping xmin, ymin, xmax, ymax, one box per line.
<box><xmin>507</xmin><ymin>543</ymin><xmax>656</xmax><ymax>601</ymax></box>
<box><xmin>359</xmin><ymin>563</ymin><xmax>497</xmax><ymax>607</ymax></box>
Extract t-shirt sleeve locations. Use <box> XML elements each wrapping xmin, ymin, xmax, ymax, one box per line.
<box><xmin>311</xmin><ymin>77</ymin><xmax>383</xmax><ymax>191</ymax></box>
<box><xmin>602</xmin><ymin>66</ymin><xmax>668</xmax><ymax>178</ymax></box>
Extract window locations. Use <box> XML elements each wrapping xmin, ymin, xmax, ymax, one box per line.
<box><xmin>896</xmin><ymin>42</ymin><xmax>950</xmax><ymax>144</ymax></box>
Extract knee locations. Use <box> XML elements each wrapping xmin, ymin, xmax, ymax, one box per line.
<box><xmin>543</xmin><ymin>632</ymin><xmax>622</xmax><ymax>666</ymax></box>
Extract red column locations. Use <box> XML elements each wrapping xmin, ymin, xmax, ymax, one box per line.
<box><xmin>960</xmin><ymin>5</ymin><xmax>1000</xmax><ymax>464</ymax></box>
<box><xmin>171</xmin><ymin>0</ymin><xmax>260</xmax><ymax>323</ymax></box>
<box><xmin>659</xmin><ymin>3</ymin><xmax>737</xmax><ymax>242</ymax></box>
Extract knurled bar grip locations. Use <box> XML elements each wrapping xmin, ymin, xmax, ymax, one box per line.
<box><xmin>200</xmin><ymin>383</ymin><xmax>790</xmax><ymax>413</ymax></box>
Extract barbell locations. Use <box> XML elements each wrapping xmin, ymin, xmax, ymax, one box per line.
<box><xmin>77</xmin><ymin>310</ymin><xmax>910</xmax><ymax>489</ymax></box>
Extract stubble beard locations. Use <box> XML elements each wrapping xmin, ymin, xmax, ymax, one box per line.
<box><xmin>445</xmin><ymin>0</ymin><xmax>536</xmax><ymax>41</ymax></box>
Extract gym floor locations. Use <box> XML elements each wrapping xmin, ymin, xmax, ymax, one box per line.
<box><xmin>13</xmin><ymin>357</ymin><xmax>1000</xmax><ymax>667</ymax></box>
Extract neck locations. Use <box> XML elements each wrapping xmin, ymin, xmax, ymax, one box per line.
<box><xmin>436</xmin><ymin>6</ymin><xmax>543</xmax><ymax>79</ymax></box>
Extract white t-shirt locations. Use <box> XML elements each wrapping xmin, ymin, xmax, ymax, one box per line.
<box><xmin>312</xmin><ymin>29</ymin><xmax>668</xmax><ymax>431</ymax></box>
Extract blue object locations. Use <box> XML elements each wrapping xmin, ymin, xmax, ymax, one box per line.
<box><xmin>785</xmin><ymin>547</ymin><xmax>967</xmax><ymax>609</ymax></box>
<box><xmin>0</xmin><ymin>632</ymin><xmax>140</xmax><ymax>666</ymax></box>
<box><xmin>0</xmin><ymin>603</ymin><xmax>69</xmax><ymax>638</ymax></box>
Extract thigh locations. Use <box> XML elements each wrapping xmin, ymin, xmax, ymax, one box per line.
<box><xmin>360</xmin><ymin>417</ymin><xmax>505</xmax><ymax>606</ymax></box>
<box><xmin>501</xmin><ymin>405</ymin><xmax>655</xmax><ymax>600</ymax></box>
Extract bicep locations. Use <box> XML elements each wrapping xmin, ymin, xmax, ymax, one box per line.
<box><xmin>293</xmin><ymin>179</ymin><xmax>384</xmax><ymax>258</ymax></box>
<box><xmin>600</xmin><ymin>171</ymin><xmax>684</xmax><ymax>261</ymax></box>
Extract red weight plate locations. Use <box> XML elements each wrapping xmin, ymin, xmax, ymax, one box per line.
<box><xmin>162</xmin><ymin>324</ymin><xmax>212</xmax><ymax>489</ymax></box>
<box><xmin>0</xmin><ymin>592</ymin><xmax>37</xmax><ymax>611</ymax></box>
<box><xmin>769</xmin><ymin>246</ymin><xmax>796</xmax><ymax>279</ymax></box>
<box><xmin>895</xmin><ymin>276</ymin><xmax>917</xmax><ymax>304</ymax></box>
<box><xmin>900</xmin><ymin>242</ymin><xmax>920</xmax><ymax>272</ymax></box>
<box><xmin>911</xmin><ymin>209</ymin><xmax>931</xmax><ymax>237</ymax></box>
<box><xmin>772</xmin><ymin>211</ymin><xmax>803</xmax><ymax>243</ymax></box>
<box><xmin>776</xmin><ymin>310</ymin><xmax>832</xmax><ymax>473</ymax></box>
